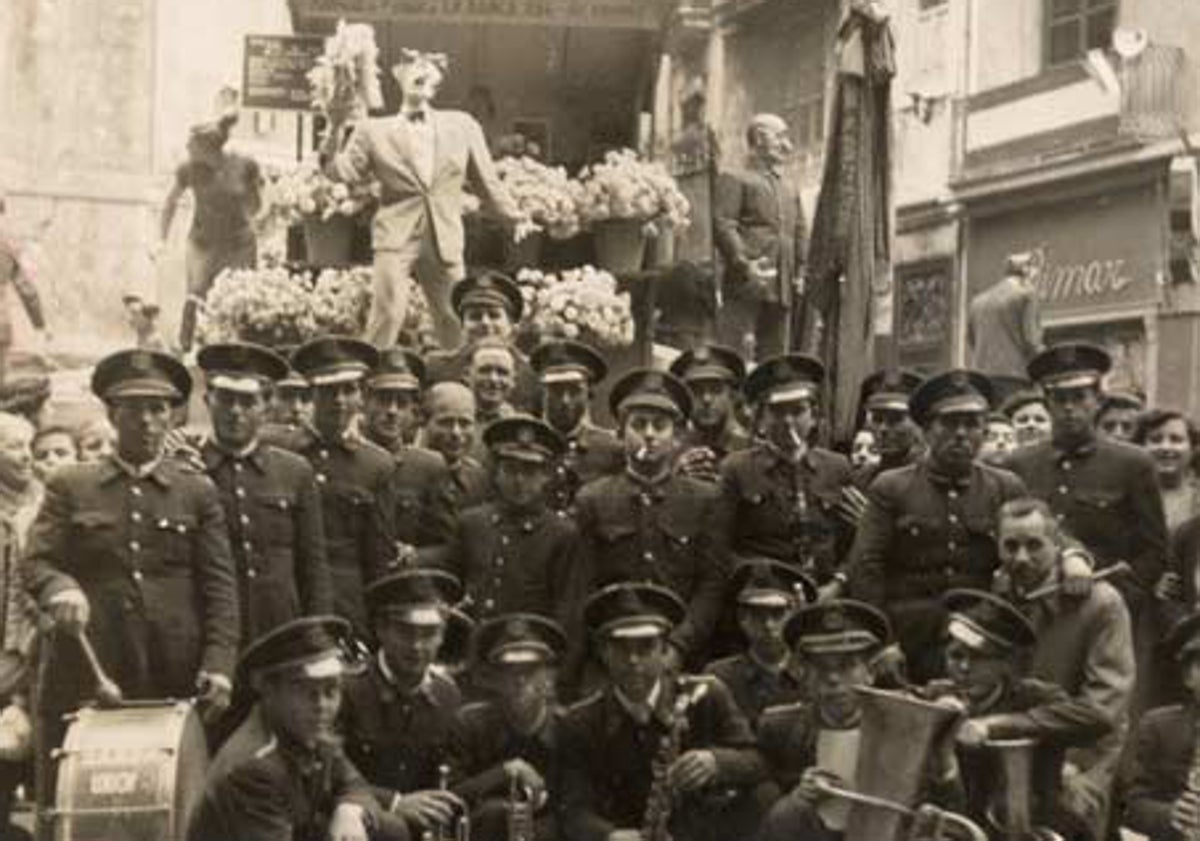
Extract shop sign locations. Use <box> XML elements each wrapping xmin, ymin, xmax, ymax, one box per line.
<box><xmin>291</xmin><ymin>0</ymin><xmax>667</xmax><ymax>29</ymax></box>
<box><xmin>242</xmin><ymin>35</ymin><xmax>324</xmax><ymax>110</ymax></box>
<box><xmin>966</xmin><ymin>178</ymin><xmax>1162</xmax><ymax>317</ymax></box>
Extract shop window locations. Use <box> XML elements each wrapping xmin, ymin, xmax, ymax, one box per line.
<box><xmin>895</xmin><ymin>259</ymin><xmax>953</xmax><ymax>370</ymax></box>
<box><xmin>1045</xmin><ymin>0</ymin><xmax>1118</xmax><ymax>68</ymax></box>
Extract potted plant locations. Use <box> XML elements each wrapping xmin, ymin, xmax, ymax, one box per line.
<box><xmin>261</xmin><ymin>161</ymin><xmax>379</xmax><ymax>267</ymax></box>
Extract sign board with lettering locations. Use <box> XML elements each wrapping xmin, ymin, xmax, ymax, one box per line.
<box><xmin>290</xmin><ymin>0</ymin><xmax>668</xmax><ymax>30</ymax></box>
<box><xmin>243</xmin><ymin>35</ymin><xmax>324</xmax><ymax>111</ymax></box>
<box><xmin>966</xmin><ymin>177</ymin><xmax>1164</xmax><ymax>320</ymax></box>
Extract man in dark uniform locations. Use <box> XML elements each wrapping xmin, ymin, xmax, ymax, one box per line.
<box><xmin>918</xmin><ymin>589</ymin><xmax>1110</xmax><ymax>840</ymax></box>
<box><xmin>363</xmin><ymin>348</ymin><xmax>455</xmax><ymax>566</ymax></box>
<box><xmin>855</xmin><ymin>367</ymin><xmax>925</xmax><ymax>487</ymax></box>
<box><xmin>670</xmin><ymin>344</ymin><xmax>752</xmax><ymax>483</ymax></box>
<box><xmin>529</xmin><ymin>339</ymin><xmax>623</xmax><ymax>510</ymax></box>
<box><xmin>715</xmin><ymin>355</ymin><xmax>854</xmax><ymax>593</ymax></box>
<box><xmin>559</xmin><ymin>583</ymin><xmax>767</xmax><ymax>841</ymax></box>
<box><xmin>340</xmin><ymin>568</ymin><xmax>466</xmax><ymax>840</ymax></box>
<box><xmin>197</xmin><ymin>341</ymin><xmax>332</xmax><ymax>645</ymax></box>
<box><xmin>424</xmin><ymin>270</ymin><xmax>537</xmax><ymax>411</ymax></box>
<box><xmin>450</xmin><ymin>613</ymin><xmax>567</xmax><ymax>841</ymax></box>
<box><xmin>267</xmin><ymin>359</ymin><xmax>313</xmax><ymax>428</ymax></box>
<box><xmin>189</xmin><ymin>616</ymin><xmax>377</xmax><ymax>841</ymax></box>
<box><xmin>1125</xmin><ymin>611</ymin><xmax>1200</xmax><ymax>840</ymax></box>
<box><xmin>423</xmin><ymin>382</ymin><xmax>490</xmax><ymax>511</ymax></box>
<box><xmin>574</xmin><ymin>369</ymin><xmax>727</xmax><ymax>666</ymax></box>
<box><xmin>1005</xmin><ymin>342</ymin><xmax>1167</xmax><ymax>710</ymax></box>
<box><xmin>286</xmin><ymin>337</ymin><xmax>399</xmax><ymax>634</ymax></box>
<box><xmin>705</xmin><ymin>559</ymin><xmax>816</xmax><ymax>729</ymax></box>
<box><xmin>443</xmin><ymin>415</ymin><xmax>584</xmax><ymax>632</ymax></box>
<box><xmin>846</xmin><ymin>369</ymin><xmax>1027</xmax><ymax>682</ymax></box>
<box><xmin>24</xmin><ymin>349</ymin><xmax>240</xmax><ymax>816</ymax></box>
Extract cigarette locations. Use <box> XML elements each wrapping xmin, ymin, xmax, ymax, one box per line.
<box><xmin>636</xmin><ymin>445</ymin><xmax>650</xmax><ymax>461</ymax></box>
<box><xmin>788</xmin><ymin>427</ymin><xmax>803</xmax><ymax>448</ymax></box>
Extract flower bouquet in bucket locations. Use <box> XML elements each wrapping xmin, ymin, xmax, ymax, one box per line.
<box><xmin>517</xmin><ymin>265</ymin><xmax>635</xmax><ymax>348</ymax></box>
<box><xmin>261</xmin><ymin>161</ymin><xmax>380</xmax><ymax>227</ymax></box>
<box><xmin>576</xmin><ymin>149</ymin><xmax>690</xmax><ymax>273</ymax></box>
<box><xmin>196</xmin><ymin>266</ymin><xmax>316</xmax><ymax>348</ymax></box>
<box><xmin>495</xmin><ymin>156</ymin><xmax>583</xmax><ymax>241</ymax></box>
<box><xmin>307</xmin><ymin>20</ymin><xmax>384</xmax><ymax>122</ymax></box>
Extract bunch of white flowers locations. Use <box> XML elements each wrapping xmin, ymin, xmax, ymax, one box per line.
<box><xmin>311</xmin><ymin>266</ymin><xmax>373</xmax><ymax>336</ymax></box>
<box><xmin>495</xmin><ymin>156</ymin><xmax>582</xmax><ymax>240</ymax></box>
<box><xmin>517</xmin><ymin>265</ymin><xmax>634</xmax><ymax>347</ymax></box>
<box><xmin>260</xmin><ymin>160</ymin><xmax>380</xmax><ymax>229</ymax></box>
<box><xmin>197</xmin><ymin>267</ymin><xmax>316</xmax><ymax>347</ymax></box>
<box><xmin>576</xmin><ymin>149</ymin><xmax>691</xmax><ymax>232</ymax></box>
<box><xmin>308</xmin><ymin>20</ymin><xmax>383</xmax><ymax>119</ymax></box>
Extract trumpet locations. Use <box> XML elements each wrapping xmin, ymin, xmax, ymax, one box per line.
<box><xmin>507</xmin><ymin>771</ymin><xmax>536</xmax><ymax>841</ymax></box>
<box><xmin>421</xmin><ymin>764</ymin><xmax>470</xmax><ymax>841</ymax></box>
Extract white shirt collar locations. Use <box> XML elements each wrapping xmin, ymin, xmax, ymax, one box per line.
<box><xmin>614</xmin><ymin>679</ymin><xmax>662</xmax><ymax>725</ymax></box>
<box><xmin>111</xmin><ymin>453</ymin><xmax>164</xmax><ymax>479</ymax></box>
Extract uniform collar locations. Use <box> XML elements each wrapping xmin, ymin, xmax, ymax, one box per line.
<box><xmin>611</xmin><ymin>680</ymin><xmax>666</xmax><ymax>728</ymax></box>
<box><xmin>377</xmin><ymin>651</ymin><xmax>436</xmax><ymax>703</ymax></box>
<box><xmin>103</xmin><ymin>453</ymin><xmax>170</xmax><ymax>486</ymax></box>
<box><xmin>623</xmin><ymin>465</ymin><xmax>672</xmax><ymax>497</ymax></box>
<box><xmin>307</xmin><ymin>424</ymin><xmax>361</xmax><ymax>453</ymax></box>
<box><xmin>764</xmin><ymin>441</ymin><xmax>816</xmax><ymax>472</ymax></box>
<box><xmin>1051</xmin><ymin>435</ymin><xmax>1097</xmax><ymax>460</ymax></box>
<box><xmin>492</xmin><ymin>503</ymin><xmax>549</xmax><ymax>532</ymax></box>
<box><xmin>202</xmin><ymin>438</ymin><xmax>266</xmax><ymax>472</ymax></box>
<box><xmin>923</xmin><ymin>459</ymin><xmax>974</xmax><ymax>491</ymax></box>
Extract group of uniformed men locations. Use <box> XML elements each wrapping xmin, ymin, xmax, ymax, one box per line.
<box><xmin>18</xmin><ymin>267</ymin><xmax>1200</xmax><ymax>841</ymax></box>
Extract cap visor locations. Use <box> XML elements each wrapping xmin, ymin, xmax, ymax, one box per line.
<box><xmin>798</xmin><ymin>630</ymin><xmax>878</xmax><ymax>655</ymax></box>
<box><xmin>866</xmin><ymin>395</ymin><xmax>909</xmax><ymax>412</ymax></box>
<box><xmin>301</xmin><ymin>653</ymin><xmax>346</xmax><ymax>679</ymax></box>
<box><xmin>931</xmin><ymin>395</ymin><xmax>988</xmax><ymax>416</ymax></box>
<box><xmin>391</xmin><ymin>606</ymin><xmax>445</xmax><ymax>627</ymax></box>
<box><xmin>541</xmin><ymin>369</ymin><xmax>588</xmax><ymax>385</ymax></box>
<box><xmin>605</xmin><ymin>620</ymin><xmax>669</xmax><ymax>639</ymax></box>
<box><xmin>311</xmin><ymin>368</ymin><xmax>366</xmax><ymax>386</ymax></box>
<box><xmin>104</xmin><ymin>381</ymin><xmax>181</xmax><ymax>401</ymax></box>
<box><xmin>683</xmin><ymin>366</ymin><xmax>735</xmax><ymax>383</ymax></box>
<box><xmin>368</xmin><ymin>375</ymin><xmax>421</xmax><ymax>391</ymax></box>
<box><xmin>1043</xmin><ymin>373</ymin><xmax>1101</xmax><ymax>390</ymax></box>
<box><xmin>493</xmin><ymin>643</ymin><xmax>553</xmax><ymax>665</ymax></box>
<box><xmin>209</xmin><ymin>374</ymin><xmax>266</xmax><ymax>395</ymax></box>
<box><xmin>767</xmin><ymin>385</ymin><xmax>816</xmax><ymax>404</ymax></box>
<box><xmin>618</xmin><ymin>395</ymin><xmax>681</xmax><ymax>417</ymax></box>
<box><xmin>738</xmin><ymin>592</ymin><xmax>791</xmax><ymax>608</ymax></box>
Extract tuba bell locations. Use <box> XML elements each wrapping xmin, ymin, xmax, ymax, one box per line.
<box><xmin>983</xmin><ymin>739</ymin><xmax>1064</xmax><ymax>841</ymax></box>
<box><xmin>815</xmin><ymin>686</ymin><xmax>990</xmax><ymax>841</ymax></box>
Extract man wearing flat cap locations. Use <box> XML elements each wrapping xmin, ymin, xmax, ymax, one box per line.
<box><xmin>1005</xmin><ymin>343</ymin><xmax>1166</xmax><ymax>709</ymax></box>
<box><xmin>340</xmin><ymin>568</ymin><xmax>467</xmax><ymax>840</ymax></box>
<box><xmin>197</xmin><ymin>342</ymin><xmax>332</xmax><ymax>646</ymax></box>
<box><xmin>1125</xmin><ymin>611</ymin><xmax>1200</xmax><ymax>840</ymax></box>
<box><xmin>704</xmin><ymin>559</ymin><xmax>816</xmax><ymax>728</ymax></box>
<box><xmin>560</xmin><ymin>583</ymin><xmax>767</xmax><ymax>841</ymax></box>
<box><xmin>189</xmin><ymin>616</ymin><xmax>377</xmax><ymax>841</ymax></box>
<box><xmin>967</xmin><ymin>251</ymin><xmax>1044</xmax><ymax>404</ymax></box>
<box><xmin>917</xmin><ymin>589</ymin><xmax>1111</xmax><ymax>839</ymax></box>
<box><xmin>450</xmin><ymin>613</ymin><xmax>567</xmax><ymax>841</ymax></box>
<box><xmin>531</xmin><ymin>339</ymin><xmax>622</xmax><ymax>510</ymax></box>
<box><xmin>322</xmin><ymin>50</ymin><xmax>529</xmax><ymax>350</ymax></box>
<box><xmin>363</xmin><ymin>348</ymin><xmax>457</xmax><ymax>568</ymax></box>
<box><xmin>574</xmin><ymin>369</ymin><xmax>727</xmax><ymax>666</ymax></box>
<box><xmin>715</xmin><ymin>354</ymin><xmax>854</xmax><ymax>600</ymax></box>
<box><xmin>845</xmin><ymin>369</ymin><xmax>1027</xmax><ymax>682</ymax></box>
<box><xmin>443</xmin><ymin>416</ymin><xmax>585</xmax><ymax>634</ymax></box>
<box><xmin>273</xmin><ymin>338</ymin><xmax>401</xmax><ymax>634</ymax></box>
<box><xmin>24</xmin><ymin>349</ymin><xmax>239</xmax><ymax>809</ymax></box>
<box><xmin>424</xmin><ymin>270</ymin><xmax>539</xmax><ymax>411</ymax></box>
<box><xmin>671</xmin><ymin>344</ymin><xmax>751</xmax><ymax>483</ymax></box>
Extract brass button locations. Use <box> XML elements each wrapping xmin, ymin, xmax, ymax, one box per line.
<box><xmin>129</xmin><ymin>540</ymin><xmax>140</xmax><ymax>552</ymax></box>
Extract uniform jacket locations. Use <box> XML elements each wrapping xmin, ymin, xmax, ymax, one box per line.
<box><xmin>24</xmin><ymin>457</ymin><xmax>239</xmax><ymax>708</ymax></box>
<box><xmin>1005</xmin><ymin>438</ymin><xmax>1168</xmax><ymax>604</ymax></box>
<box><xmin>1123</xmin><ymin>703</ymin><xmax>1200</xmax><ymax>840</ymax></box>
<box><xmin>559</xmin><ymin>677</ymin><xmax>765</xmax><ymax>841</ymax></box>
<box><xmin>325</xmin><ymin>109</ymin><xmax>518</xmax><ymax>258</ymax></box>
<box><xmin>341</xmin><ymin>655</ymin><xmax>463</xmax><ymax>801</ymax></box>
<box><xmin>549</xmin><ymin>420</ymin><xmax>624</xmax><ymax>511</ymax></box>
<box><xmin>575</xmin><ymin>471</ymin><xmax>728</xmax><ymax>659</ymax></box>
<box><xmin>713</xmin><ymin>166</ymin><xmax>807</xmax><ymax>307</ymax></box>
<box><xmin>282</xmin><ymin>428</ymin><xmax>398</xmax><ymax>632</ymax></box>
<box><xmin>188</xmin><ymin>726</ymin><xmax>377</xmax><ymax>841</ymax></box>
<box><xmin>444</xmin><ymin>502</ymin><xmax>585</xmax><ymax>630</ymax></box>
<box><xmin>704</xmin><ymin>652</ymin><xmax>808</xmax><ymax>729</ymax></box>
<box><xmin>201</xmin><ymin>440</ymin><xmax>331</xmax><ymax>645</ymax></box>
<box><xmin>450</xmin><ymin>700</ymin><xmax>562</xmax><ymax>815</ymax></box>
<box><xmin>389</xmin><ymin>445</ymin><xmax>456</xmax><ymax>557</ymax></box>
<box><xmin>717</xmin><ymin>445</ymin><xmax>853</xmax><ymax>581</ymax></box>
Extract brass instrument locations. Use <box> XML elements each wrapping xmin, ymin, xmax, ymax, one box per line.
<box><xmin>982</xmin><ymin>739</ymin><xmax>1063</xmax><ymax>841</ymax></box>
<box><xmin>421</xmin><ymin>764</ymin><xmax>470</xmax><ymax>841</ymax></box>
<box><xmin>1021</xmin><ymin>561</ymin><xmax>1131</xmax><ymax>601</ymax></box>
<box><xmin>814</xmin><ymin>686</ymin><xmax>989</xmax><ymax>841</ymax></box>
<box><xmin>506</xmin><ymin>769</ymin><xmax>536</xmax><ymax>841</ymax></box>
<box><xmin>641</xmin><ymin>678</ymin><xmax>711</xmax><ymax>841</ymax></box>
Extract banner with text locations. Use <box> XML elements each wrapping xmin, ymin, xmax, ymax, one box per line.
<box><xmin>290</xmin><ymin>0</ymin><xmax>667</xmax><ymax>29</ymax></box>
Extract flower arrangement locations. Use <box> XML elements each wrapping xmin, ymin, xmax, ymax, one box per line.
<box><xmin>197</xmin><ymin>265</ymin><xmax>432</xmax><ymax>348</ymax></box>
<box><xmin>307</xmin><ymin>20</ymin><xmax>383</xmax><ymax>120</ymax></box>
<box><xmin>575</xmin><ymin>149</ymin><xmax>691</xmax><ymax>232</ymax></box>
<box><xmin>260</xmin><ymin>161</ymin><xmax>380</xmax><ymax>228</ymax></box>
<box><xmin>517</xmin><ymin>265</ymin><xmax>634</xmax><ymax>348</ymax></box>
<box><xmin>495</xmin><ymin>156</ymin><xmax>582</xmax><ymax>239</ymax></box>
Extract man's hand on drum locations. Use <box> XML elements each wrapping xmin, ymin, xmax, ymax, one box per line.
<box><xmin>195</xmin><ymin>672</ymin><xmax>232</xmax><ymax>723</ymax></box>
<box><xmin>391</xmin><ymin>789</ymin><xmax>464</xmax><ymax>830</ymax></box>
<box><xmin>328</xmin><ymin>802</ymin><xmax>370</xmax><ymax>841</ymax></box>
<box><xmin>48</xmin><ymin>589</ymin><xmax>89</xmax><ymax>634</ymax></box>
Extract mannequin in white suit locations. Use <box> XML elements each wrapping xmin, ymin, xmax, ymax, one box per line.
<box><xmin>323</xmin><ymin>50</ymin><xmax>529</xmax><ymax>348</ymax></box>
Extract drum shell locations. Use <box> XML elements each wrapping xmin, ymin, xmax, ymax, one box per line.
<box><xmin>51</xmin><ymin>702</ymin><xmax>208</xmax><ymax>841</ymax></box>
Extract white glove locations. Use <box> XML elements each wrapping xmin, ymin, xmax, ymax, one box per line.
<box><xmin>0</xmin><ymin>704</ymin><xmax>32</xmax><ymax>761</ymax></box>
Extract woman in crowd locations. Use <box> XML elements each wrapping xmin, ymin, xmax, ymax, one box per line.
<box><xmin>1135</xmin><ymin>409</ymin><xmax>1200</xmax><ymax>535</ymax></box>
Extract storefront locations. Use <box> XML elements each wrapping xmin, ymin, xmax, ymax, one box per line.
<box><xmin>962</xmin><ymin>163</ymin><xmax>1171</xmax><ymax>400</ymax></box>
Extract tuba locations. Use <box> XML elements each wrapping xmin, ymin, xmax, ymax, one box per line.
<box><xmin>982</xmin><ymin>739</ymin><xmax>1063</xmax><ymax>841</ymax></box>
<box><xmin>815</xmin><ymin>686</ymin><xmax>989</xmax><ymax>841</ymax></box>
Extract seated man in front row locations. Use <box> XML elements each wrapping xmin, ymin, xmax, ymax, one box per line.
<box><xmin>559</xmin><ymin>582</ymin><xmax>767</xmax><ymax>841</ymax></box>
<box><xmin>188</xmin><ymin>616</ymin><xmax>376</xmax><ymax>841</ymax></box>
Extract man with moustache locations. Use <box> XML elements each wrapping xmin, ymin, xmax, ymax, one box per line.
<box><xmin>846</xmin><ymin>369</ymin><xmax>1027</xmax><ymax>682</ymax></box>
<box><xmin>670</xmin><ymin>344</ymin><xmax>751</xmax><ymax>484</ymax></box>
<box><xmin>574</xmin><ymin>370</ymin><xmax>727</xmax><ymax>666</ymax></box>
<box><xmin>286</xmin><ymin>337</ymin><xmax>398</xmax><ymax>634</ymax></box>
<box><xmin>529</xmin><ymin>340</ymin><xmax>622</xmax><ymax>510</ymax></box>
<box><xmin>197</xmin><ymin>342</ymin><xmax>331</xmax><ymax>644</ymax></box>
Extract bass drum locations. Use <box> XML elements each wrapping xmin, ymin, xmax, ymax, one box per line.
<box><xmin>50</xmin><ymin>702</ymin><xmax>208</xmax><ymax>841</ymax></box>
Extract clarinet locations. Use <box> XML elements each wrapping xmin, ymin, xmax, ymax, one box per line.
<box><xmin>641</xmin><ymin>679</ymin><xmax>710</xmax><ymax>841</ymax></box>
